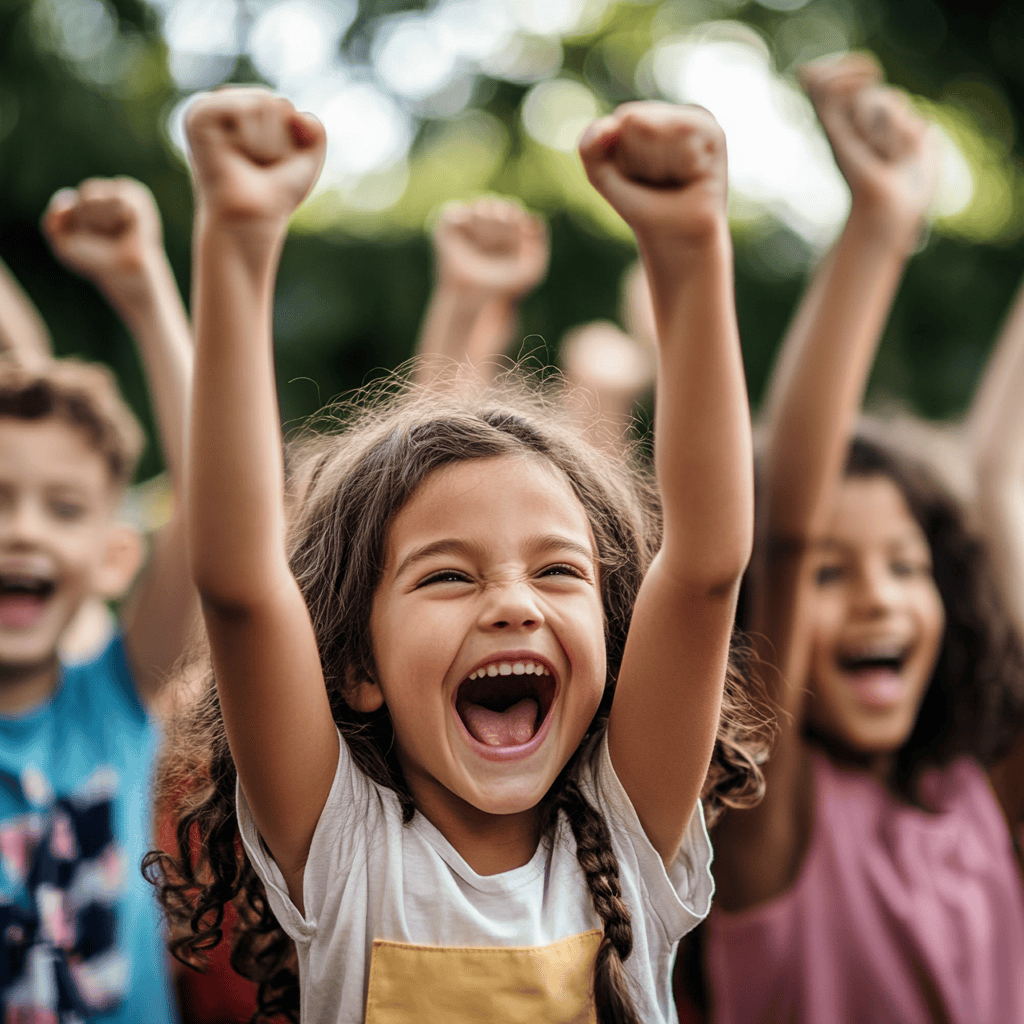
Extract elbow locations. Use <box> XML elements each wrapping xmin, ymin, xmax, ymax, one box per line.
<box><xmin>189</xmin><ymin>558</ymin><xmax>279</xmax><ymax>617</ymax></box>
<box><xmin>659</xmin><ymin>534</ymin><xmax>752</xmax><ymax>601</ymax></box>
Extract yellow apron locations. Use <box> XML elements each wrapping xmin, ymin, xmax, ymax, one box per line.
<box><xmin>364</xmin><ymin>928</ymin><xmax>603</xmax><ymax>1023</ymax></box>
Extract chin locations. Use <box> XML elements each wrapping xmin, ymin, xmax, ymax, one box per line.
<box><xmin>0</xmin><ymin>640</ymin><xmax>61</xmax><ymax>671</ymax></box>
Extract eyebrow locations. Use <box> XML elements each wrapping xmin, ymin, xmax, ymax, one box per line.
<box><xmin>816</xmin><ymin>534</ymin><xmax>929</xmax><ymax>554</ymax></box>
<box><xmin>392</xmin><ymin>533</ymin><xmax>597</xmax><ymax>580</ymax></box>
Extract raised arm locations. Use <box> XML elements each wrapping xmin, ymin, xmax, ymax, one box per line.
<box><xmin>414</xmin><ymin>197</ymin><xmax>548</xmax><ymax>385</ymax></box>
<box><xmin>184</xmin><ymin>89</ymin><xmax>335</xmax><ymax>909</ymax></box>
<box><xmin>0</xmin><ymin>256</ymin><xmax>52</xmax><ymax>365</ymax></box>
<box><xmin>712</xmin><ymin>55</ymin><xmax>939</xmax><ymax>909</ymax></box>
<box><xmin>967</xmin><ymin>275</ymin><xmax>1024</xmax><ymax>638</ymax></box>
<box><xmin>966</xmin><ymin>273</ymin><xmax>1024</xmax><ymax>829</ymax></box>
<box><xmin>42</xmin><ymin>178</ymin><xmax>196</xmax><ymax>703</ymax></box>
<box><xmin>579</xmin><ymin>102</ymin><xmax>753</xmax><ymax>865</ymax></box>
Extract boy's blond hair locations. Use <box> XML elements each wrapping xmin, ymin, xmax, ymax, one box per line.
<box><xmin>0</xmin><ymin>356</ymin><xmax>144</xmax><ymax>491</ymax></box>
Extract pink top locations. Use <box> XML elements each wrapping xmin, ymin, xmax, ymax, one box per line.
<box><xmin>707</xmin><ymin>753</ymin><xmax>1024</xmax><ymax>1024</ymax></box>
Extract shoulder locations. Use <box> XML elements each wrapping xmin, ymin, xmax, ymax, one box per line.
<box><xmin>574</xmin><ymin>730</ymin><xmax>714</xmax><ymax>941</ymax></box>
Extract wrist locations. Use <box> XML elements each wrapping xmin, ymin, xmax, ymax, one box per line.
<box><xmin>97</xmin><ymin>249</ymin><xmax>172</xmax><ymax>313</ymax></box>
<box><xmin>638</xmin><ymin>215</ymin><xmax>732</xmax><ymax>279</ymax></box>
<box><xmin>195</xmin><ymin>208</ymin><xmax>287</xmax><ymax>280</ymax></box>
<box><xmin>846</xmin><ymin>193</ymin><xmax>927</xmax><ymax>256</ymax></box>
<box><xmin>434</xmin><ymin>276</ymin><xmax>498</xmax><ymax>309</ymax></box>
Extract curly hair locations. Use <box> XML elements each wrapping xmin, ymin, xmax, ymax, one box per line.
<box><xmin>0</xmin><ymin>355</ymin><xmax>143</xmax><ymax>490</ymax></box>
<box><xmin>838</xmin><ymin>434</ymin><xmax>1024</xmax><ymax>802</ymax></box>
<box><xmin>144</xmin><ymin>374</ymin><xmax>768</xmax><ymax>1023</ymax></box>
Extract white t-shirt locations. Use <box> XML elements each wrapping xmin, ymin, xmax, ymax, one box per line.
<box><xmin>238</xmin><ymin>729</ymin><xmax>714</xmax><ymax>1024</ymax></box>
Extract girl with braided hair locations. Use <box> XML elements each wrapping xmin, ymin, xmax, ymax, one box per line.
<box><xmin>145</xmin><ymin>87</ymin><xmax>764</xmax><ymax>1024</ymax></box>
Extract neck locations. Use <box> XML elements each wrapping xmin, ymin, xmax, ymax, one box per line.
<box><xmin>0</xmin><ymin>657</ymin><xmax>59</xmax><ymax>715</ymax></box>
<box><xmin>409</xmin><ymin>774</ymin><xmax>542</xmax><ymax>875</ymax></box>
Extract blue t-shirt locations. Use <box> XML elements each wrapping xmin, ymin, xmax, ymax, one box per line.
<box><xmin>0</xmin><ymin>636</ymin><xmax>176</xmax><ymax>1023</ymax></box>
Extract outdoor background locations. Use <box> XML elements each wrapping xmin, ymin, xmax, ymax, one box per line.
<box><xmin>1</xmin><ymin>0</ymin><xmax>1022</xmax><ymax>480</ymax></box>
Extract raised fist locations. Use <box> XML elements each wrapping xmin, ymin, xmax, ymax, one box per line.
<box><xmin>433</xmin><ymin>197</ymin><xmax>548</xmax><ymax>298</ymax></box>
<box><xmin>579</xmin><ymin>101</ymin><xmax>728</xmax><ymax>245</ymax></box>
<box><xmin>799</xmin><ymin>53</ymin><xmax>938</xmax><ymax>232</ymax></box>
<box><xmin>184</xmin><ymin>87</ymin><xmax>325</xmax><ymax>224</ymax></box>
<box><xmin>43</xmin><ymin>177</ymin><xmax>163</xmax><ymax>290</ymax></box>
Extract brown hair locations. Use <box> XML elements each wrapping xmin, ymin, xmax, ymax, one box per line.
<box><xmin>145</xmin><ymin>374</ymin><xmax>768</xmax><ymax>1023</ymax></box>
<box><xmin>0</xmin><ymin>356</ymin><xmax>144</xmax><ymax>490</ymax></box>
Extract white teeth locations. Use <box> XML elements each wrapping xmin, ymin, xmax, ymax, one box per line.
<box><xmin>465</xmin><ymin>660</ymin><xmax>550</xmax><ymax>682</ymax></box>
<box><xmin>845</xmin><ymin>640</ymin><xmax>906</xmax><ymax>660</ymax></box>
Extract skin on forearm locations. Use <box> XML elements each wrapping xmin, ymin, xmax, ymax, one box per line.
<box><xmin>763</xmin><ymin>207</ymin><xmax>916</xmax><ymax>543</ymax></box>
<box><xmin>188</xmin><ymin>218</ymin><xmax>291</xmax><ymax>604</ymax></box>
<box><xmin>104</xmin><ymin>243</ymin><xmax>198</xmax><ymax>704</ymax></box>
<box><xmin>414</xmin><ymin>279</ymin><xmax>493</xmax><ymax>384</ymax></box>
<box><xmin>0</xmin><ymin>257</ymin><xmax>52</xmax><ymax>364</ymax></box>
<box><xmin>103</xmin><ymin>252</ymin><xmax>193</xmax><ymax>486</ymax></box>
<box><xmin>645</xmin><ymin>225</ymin><xmax>753</xmax><ymax>586</ymax></box>
<box><xmin>968</xmin><ymin>276</ymin><xmax>1024</xmax><ymax>640</ymax></box>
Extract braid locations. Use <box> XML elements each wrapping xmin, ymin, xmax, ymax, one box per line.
<box><xmin>556</xmin><ymin>776</ymin><xmax>641</xmax><ymax>1024</ymax></box>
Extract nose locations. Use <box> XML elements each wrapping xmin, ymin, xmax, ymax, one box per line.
<box><xmin>851</xmin><ymin>558</ymin><xmax>901</xmax><ymax>615</ymax></box>
<box><xmin>479</xmin><ymin>580</ymin><xmax>545</xmax><ymax>632</ymax></box>
<box><xmin>0</xmin><ymin>498</ymin><xmax>46</xmax><ymax>548</ymax></box>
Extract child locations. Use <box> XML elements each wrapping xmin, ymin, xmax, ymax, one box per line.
<box><xmin>0</xmin><ymin>177</ymin><xmax>193</xmax><ymax>1020</ymax></box>
<box><xmin>706</xmin><ymin>55</ymin><xmax>1024</xmax><ymax>1023</ymax></box>
<box><xmin>414</xmin><ymin>195</ymin><xmax>549</xmax><ymax>385</ymax></box>
<box><xmin>147</xmin><ymin>88</ymin><xmax>764</xmax><ymax>1022</ymax></box>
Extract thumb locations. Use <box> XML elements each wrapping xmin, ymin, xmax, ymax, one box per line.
<box><xmin>289</xmin><ymin>111</ymin><xmax>326</xmax><ymax>152</ymax></box>
<box><xmin>41</xmin><ymin>189</ymin><xmax>78</xmax><ymax>240</ymax></box>
<box><xmin>578</xmin><ymin>115</ymin><xmax>620</xmax><ymax>177</ymax></box>
<box><xmin>578</xmin><ymin>114</ymin><xmax>635</xmax><ymax>207</ymax></box>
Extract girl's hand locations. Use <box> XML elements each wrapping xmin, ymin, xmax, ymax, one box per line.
<box><xmin>185</xmin><ymin>87</ymin><xmax>325</xmax><ymax>227</ymax></box>
<box><xmin>43</xmin><ymin>177</ymin><xmax>165</xmax><ymax>303</ymax></box>
<box><xmin>433</xmin><ymin>197</ymin><xmax>549</xmax><ymax>297</ymax></box>
<box><xmin>800</xmin><ymin>53</ymin><xmax>939</xmax><ymax>244</ymax></box>
<box><xmin>578</xmin><ymin>101</ymin><xmax>728</xmax><ymax>254</ymax></box>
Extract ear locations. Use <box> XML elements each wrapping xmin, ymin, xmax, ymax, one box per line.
<box><xmin>93</xmin><ymin>522</ymin><xmax>145</xmax><ymax>600</ymax></box>
<box><xmin>345</xmin><ymin>666</ymin><xmax>386</xmax><ymax>714</ymax></box>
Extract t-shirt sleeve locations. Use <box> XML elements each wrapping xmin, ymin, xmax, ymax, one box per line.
<box><xmin>580</xmin><ymin>732</ymin><xmax>715</xmax><ymax>944</ymax></box>
<box><xmin>236</xmin><ymin>727</ymin><xmax>381</xmax><ymax>943</ymax></box>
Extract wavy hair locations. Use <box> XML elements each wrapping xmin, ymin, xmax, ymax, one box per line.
<box><xmin>144</xmin><ymin>374</ymin><xmax>768</xmax><ymax>1023</ymax></box>
<box><xmin>0</xmin><ymin>354</ymin><xmax>143</xmax><ymax>490</ymax></box>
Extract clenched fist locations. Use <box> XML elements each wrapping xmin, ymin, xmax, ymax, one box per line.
<box><xmin>185</xmin><ymin>87</ymin><xmax>326</xmax><ymax>226</ymax></box>
<box><xmin>799</xmin><ymin>53</ymin><xmax>938</xmax><ymax>238</ymax></box>
<box><xmin>43</xmin><ymin>177</ymin><xmax>164</xmax><ymax>296</ymax></box>
<box><xmin>433</xmin><ymin>197</ymin><xmax>549</xmax><ymax>298</ymax></box>
<box><xmin>579</xmin><ymin>102</ymin><xmax>729</xmax><ymax>249</ymax></box>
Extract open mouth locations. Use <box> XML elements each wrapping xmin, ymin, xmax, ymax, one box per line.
<box><xmin>835</xmin><ymin>642</ymin><xmax>911</xmax><ymax>707</ymax></box>
<box><xmin>0</xmin><ymin>573</ymin><xmax>56</xmax><ymax>629</ymax></box>
<box><xmin>836</xmin><ymin>644</ymin><xmax>908</xmax><ymax>676</ymax></box>
<box><xmin>455</xmin><ymin>659</ymin><xmax>556</xmax><ymax>749</ymax></box>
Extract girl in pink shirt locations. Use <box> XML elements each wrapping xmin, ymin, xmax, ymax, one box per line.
<box><xmin>704</xmin><ymin>55</ymin><xmax>1024</xmax><ymax>1024</ymax></box>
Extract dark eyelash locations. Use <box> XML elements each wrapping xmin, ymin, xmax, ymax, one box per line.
<box><xmin>420</xmin><ymin>570</ymin><xmax>471</xmax><ymax>586</ymax></box>
<box><xmin>541</xmin><ymin>563</ymin><xmax>584</xmax><ymax>578</ymax></box>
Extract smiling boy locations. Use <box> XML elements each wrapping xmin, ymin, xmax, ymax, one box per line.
<box><xmin>0</xmin><ymin>179</ymin><xmax>193</xmax><ymax>1022</ymax></box>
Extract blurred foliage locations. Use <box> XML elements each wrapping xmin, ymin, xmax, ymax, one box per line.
<box><xmin>2</xmin><ymin>0</ymin><xmax>1024</xmax><ymax>482</ymax></box>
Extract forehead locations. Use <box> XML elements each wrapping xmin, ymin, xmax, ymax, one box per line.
<box><xmin>385</xmin><ymin>455</ymin><xmax>595</xmax><ymax>561</ymax></box>
<box><xmin>825</xmin><ymin>475</ymin><xmax>926</xmax><ymax>549</ymax></box>
<box><xmin>0</xmin><ymin>418</ymin><xmax>115</xmax><ymax>499</ymax></box>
